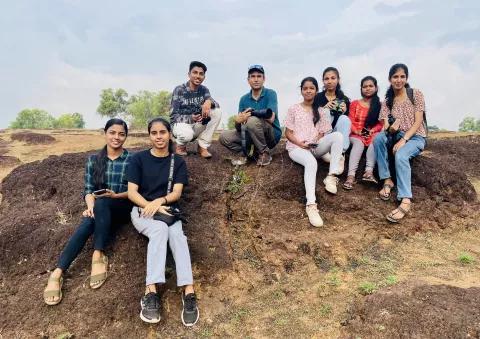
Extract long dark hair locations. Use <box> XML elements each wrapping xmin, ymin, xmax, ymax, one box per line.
<box><xmin>300</xmin><ymin>77</ymin><xmax>320</xmax><ymax>125</ymax></box>
<box><xmin>313</xmin><ymin>67</ymin><xmax>350</xmax><ymax>126</ymax></box>
<box><xmin>148</xmin><ymin>117</ymin><xmax>174</xmax><ymax>154</ymax></box>
<box><xmin>360</xmin><ymin>76</ymin><xmax>382</xmax><ymax>128</ymax></box>
<box><xmin>385</xmin><ymin>63</ymin><xmax>410</xmax><ymax>111</ymax></box>
<box><xmin>93</xmin><ymin>118</ymin><xmax>128</xmax><ymax>189</ymax></box>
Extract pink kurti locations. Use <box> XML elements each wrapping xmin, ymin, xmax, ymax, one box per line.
<box><xmin>284</xmin><ymin>104</ymin><xmax>332</xmax><ymax>151</ymax></box>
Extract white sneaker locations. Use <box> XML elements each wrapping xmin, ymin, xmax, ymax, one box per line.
<box><xmin>321</xmin><ymin>152</ymin><xmax>331</xmax><ymax>163</ymax></box>
<box><xmin>323</xmin><ymin>175</ymin><xmax>339</xmax><ymax>194</ymax></box>
<box><xmin>306</xmin><ymin>204</ymin><xmax>323</xmax><ymax>227</ymax></box>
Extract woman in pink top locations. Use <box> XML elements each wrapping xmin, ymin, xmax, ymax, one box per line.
<box><xmin>373</xmin><ymin>63</ymin><xmax>427</xmax><ymax>223</ymax></box>
<box><xmin>285</xmin><ymin>77</ymin><xmax>343</xmax><ymax>227</ymax></box>
<box><xmin>343</xmin><ymin>76</ymin><xmax>383</xmax><ymax>190</ymax></box>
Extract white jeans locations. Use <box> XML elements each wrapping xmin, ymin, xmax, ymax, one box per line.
<box><xmin>288</xmin><ymin>132</ymin><xmax>343</xmax><ymax>205</ymax></box>
<box><xmin>173</xmin><ymin>108</ymin><xmax>222</xmax><ymax>148</ymax></box>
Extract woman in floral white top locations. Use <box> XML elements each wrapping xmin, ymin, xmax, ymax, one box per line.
<box><xmin>285</xmin><ymin>77</ymin><xmax>344</xmax><ymax>227</ymax></box>
<box><xmin>373</xmin><ymin>63</ymin><xmax>427</xmax><ymax>223</ymax></box>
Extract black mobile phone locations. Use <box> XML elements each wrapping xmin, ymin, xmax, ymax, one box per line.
<box><xmin>361</xmin><ymin>127</ymin><xmax>370</xmax><ymax>136</ymax></box>
<box><xmin>308</xmin><ymin>143</ymin><xmax>318</xmax><ymax>148</ymax></box>
<box><xmin>93</xmin><ymin>189</ymin><xmax>107</xmax><ymax>195</ymax></box>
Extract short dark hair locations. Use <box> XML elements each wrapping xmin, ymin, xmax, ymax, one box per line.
<box><xmin>189</xmin><ymin>61</ymin><xmax>207</xmax><ymax>73</ymax></box>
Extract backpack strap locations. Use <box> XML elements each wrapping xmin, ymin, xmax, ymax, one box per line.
<box><xmin>406</xmin><ymin>87</ymin><xmax>428</xmax><ymax>139</ymax></box>
<box><xmin>166</xmin><ymin>154</ymin><xmax>175</xmax><ymax>194</ymax></box>
<box><xmin>406</xmin><ymin>87</ymin><xmax>415</xmax><ymax>105</ymax></box>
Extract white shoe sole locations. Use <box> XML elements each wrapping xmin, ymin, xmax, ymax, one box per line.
<box><xmin>139</xmin><ymin>299</ymin><xmax>161</xmax><ymax>324</ymax></box>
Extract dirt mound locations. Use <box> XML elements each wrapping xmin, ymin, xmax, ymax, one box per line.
<box><xmin>0</xmin><ymin>136</ymin><xmax>479</xmax><ymax>337</ymax></box>
<box><xmin>427</xmin><ymin>135</ymin><xmax>480</xmax><ymax>177</ymax></box>
<box><xmin>11</xmin><ymin>131</ymin><xmax>56</xmax><ymax>144</ymax></box>
<box><xmin>341</xmin><ymin>283</ymin><xmax>480</xmax><ymax>338</ymax></box>
<box><xmin>0</xmin><ymin>155</ymin><xmax>21</xmax><ymax>167</ymax></box>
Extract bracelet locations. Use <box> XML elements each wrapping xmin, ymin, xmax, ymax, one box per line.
<box><xmin>163</xmin><ymin>197</ymin><xmax>168</xmax><ymax>205</ymax></box>
<box><xmin>401</xmin><ymin>136</ymin><xmax>408</xmax><ymax>142</ymax></box>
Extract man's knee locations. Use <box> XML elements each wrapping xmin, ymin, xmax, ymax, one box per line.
<box><xmin>219</xmin><ymin>130</ymin><xmax>234</xmax><ymax>147</ymax></box>
<box><xmin>245</xmin><ymin>116</ymin><xmax>262</xmax><ymax>131</ymax></box>
<box><xmin>209</xmin><ymin>108</ymin><xmax>222</xmax><ymax>122</ymax></box>
<box><xmin>174</xmin><ymin>124</ymin><xmax>195</xmax><ymax>143</ymax></box>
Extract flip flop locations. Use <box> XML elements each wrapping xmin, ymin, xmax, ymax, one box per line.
<box><xmin>43</xmin><ymin>276</ymin><xmax>64</xmax><ymax>306</ymax></box>
<box><xmin>379</xmin><ymin>184</ymin><xmax>394</xmax><ymax>201</ymax></box>
<box><xmin>386</xmin><ymin>203</ymin><xmax>411</xmax><ymax>223</ymax></box>
<box><xmin>342</xmin><ymin>176</ymin><xmax>355</xmax><ymax>190</ymax></box>
<box><xmin>361</xmin><ymin>173</ymin><xmax>378</xmax><ymax>184</ymax></box>
<box><xmin>90</xmin><ymin>255</ymin><xmax>108</xmax><ymax>289</ymax></box>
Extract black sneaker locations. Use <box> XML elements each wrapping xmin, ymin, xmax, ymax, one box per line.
<box><xmin>140</xmin><ymin>292</ymin><xmax>161</xmax><ymax>323</ymax></box>
<box><xmin>181</xmin><ymin>292</ymin><xmax>199</xmax><ymax>327</ymax></box>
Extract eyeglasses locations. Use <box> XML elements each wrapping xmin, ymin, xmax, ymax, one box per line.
<box><xmin>248</xmin><ymin>64</ymin><xmax>264</xmax><ymax>73</ymax></box>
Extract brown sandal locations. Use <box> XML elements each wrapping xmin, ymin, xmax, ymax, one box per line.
<box><xmin>362</xmin><ymin>172</ymin><xmax>378</xmax><ymax>184</ymax></box>
<box><xmin>90</xmin><ymin>255</ymin><xmax>108</xmax><ymax>289</ymax></box>
<box><xmin>43</xmin><ymin>276</ymin><xmax>64</xmax><ymax>306</ymax></box>
<box><xmin>386</xmin><ymin>202</ymin><xmax>411</xmax><ymax>223</ymax></box>
<box><xmin>379</xmin><ymin>183</ymin><xmax>394</xmax><ymax>201</ymax></box>
<box><xmin>342</xmin><ymin>176</ymin><xmax>355</xmax><ymax>190</ymax></box>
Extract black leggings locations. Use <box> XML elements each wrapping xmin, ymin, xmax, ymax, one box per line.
<box><xmin>57</xmin><ymin>197</ymin><xmax>132</xmax><ymax>271</ymax></box>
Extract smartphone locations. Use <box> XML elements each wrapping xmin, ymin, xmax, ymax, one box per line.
<box><xmin>308</xmin><ymin>143</ymin><xmax>318</xmax><ymax>148</ymax></box>
<box><xmin>93</xmin><ymin>189</ymin><xmax>108</xmax><ymax>196</ymax></box>
<box><xmin>361</xmin><ymin>127</ymin><xmax>370</xmax><ymax>136</ymax></box>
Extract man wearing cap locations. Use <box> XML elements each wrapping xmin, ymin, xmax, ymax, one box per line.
<box><xmin>170</xmin><ymin>61</ymin><xmax>222</xmax><ymax>158</ymax></box>
<box><xmin>219</xmin><ymin>65</ymin><xmax>280</xmax><ymax>166</ymax></box>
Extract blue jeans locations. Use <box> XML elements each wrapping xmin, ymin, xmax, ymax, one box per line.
<box><xmin>330</xmin><ymin>114</ymin><xmax>351</xmax><ymax>152</ymax></box>
<box><xmin>57</xmin><ymin>198</ymin><xmax>132</xmax><ymax>271</ymax></box>
<box><xmin>373</xmin><ymin>131</ymin><xmax>425</xmax><ymax>200</ymax></box>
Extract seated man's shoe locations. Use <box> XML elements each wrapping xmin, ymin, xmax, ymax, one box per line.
<box><xmin>198</xmin><ymin>146</ymin><xmax>212</xmax><ymax>159</ymax></box>
<box><xmin>256</xmin><ymin>152</ymin><xmax>272</xmax><ymax>166</ymax></box>
<box><xmin>175</xmin><ymin>145</ymin><xmax>188</xmax><ymax>156</ymax></box>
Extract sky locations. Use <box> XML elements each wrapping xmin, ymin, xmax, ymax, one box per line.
<box><xmin>0</xmin><ymin>0</ymin><xmax>479</xmax><ymax>130</ymax></box>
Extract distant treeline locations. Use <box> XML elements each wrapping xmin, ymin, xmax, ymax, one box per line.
<box><xmin>8</xmin><ymin>89</ymin><xmax>480</xmax><ymax>132</ymax></box>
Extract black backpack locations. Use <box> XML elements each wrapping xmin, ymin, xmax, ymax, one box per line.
<box><xmin>406</xmin><ymin>87</ymin><xmax>428</xmax><ymax>138</ymax></box>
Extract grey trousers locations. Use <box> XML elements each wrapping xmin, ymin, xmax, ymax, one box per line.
<box><xmin>219</xmin><ymin>116</ymin><xmax>276</xmax><ymax>154</ymax></box>
<box><xmin>131</xmin><ymin>206</ymin><xmax>193</xmax><ymax>286</ymax></box>
<box><xmin>347</xmin><ymin>137</ymin><xmax>376</xmax><ymax>177</ymax></box>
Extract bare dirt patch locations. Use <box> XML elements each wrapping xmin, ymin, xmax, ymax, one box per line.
<box><xmin>341</xmin><ymin>283</ymin><xmax>480</xmax><ymax>338</ymax></box>
<box><xmin>11</xmin><ymin>131</ymin><xmax>56</xmax><ymax>145</ymax></box>
<box><xmin>0</xmin><ymin>155</ymin><xmax>21</xmax><ymax>167</ymax></box>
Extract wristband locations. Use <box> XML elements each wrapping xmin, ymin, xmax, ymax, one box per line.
<box><xmin>163</xmin><ymin>197</ymin><xmax>168</xmax><ymax>205</ymax></box>
<box><xmin>401</xmin><ymin>136</ymin><xmax>408</xmax><ymax>142</ymax></box>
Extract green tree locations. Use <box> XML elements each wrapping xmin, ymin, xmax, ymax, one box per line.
<box><xmin>10</xmin><ymin>108</ymin><xmax>56</xmax><ymax>129</ymax></box>
<box><xmin>227</xmin><ymin>115</ymin><xmax>237</xmax><ymax>130</ymax></box>
<box><xmin>126</xmin><ymin>90</ymin><xmax>171</xmax><ymax>129</ymax></box>
<box><xmin>55</xmin><ymin>113</ymin><xmax>85</xmax><ymax>128</ymax></box>
<box><xmin>97</xmin><ymin>88</ymin><xmax>129</xmax><ymax>118</ymax></box>
<box><xmin>459</xmin><ymin>116</ymin><xmax>479</xmax><ymax>132</ymax></box>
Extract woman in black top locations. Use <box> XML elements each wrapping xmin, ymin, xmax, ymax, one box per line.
<box><xmin>127</xmin><ymin>117</ymin><xmax>199</xmax><ymax>326</ymax></box>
